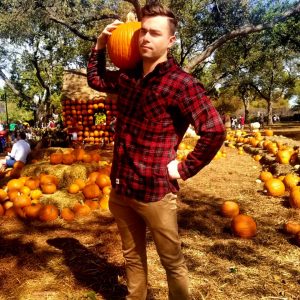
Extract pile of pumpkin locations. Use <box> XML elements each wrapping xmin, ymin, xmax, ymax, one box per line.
<box><xmin>0</xmin><ymin>149</ymin><xmax>111</xmax><ymax>222</ymax></box>
<box><xmin>62</xmin><ymin>96</ymin><xmax>117</xmax><ymax>145</ymax></box>
<box><xmin>220</xmin><ymin>200</ymin><xmax>257</xmax><ymax>239</ymax></box>
<box><xmin>220</xmin><ymin>195</ymin><xmax>300</xmax><ymax>246</ymax></box>
<box><xmin>258</xmin><ymin>170</ymin><xmax>300</xmax><ymax>245</ymax></box>
<box><xmin>225</xmin><ymin>128</ymin><xmax>299</xmax><ymax>165</ymax></box>
<box><xmin>176</xmin><ymin>140</ymin><xmax>227</xmax><ymax>161</ymax></box>
<box><xmin>49</xmin><ymin>148</ymin><xmax>102</xmax><ymax>165</ymax></box>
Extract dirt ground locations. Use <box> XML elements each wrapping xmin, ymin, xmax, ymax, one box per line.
<box><xmin>0</xmin><ymin>123</ymin><xmax>300</xmax><ymax>300</ymax></box>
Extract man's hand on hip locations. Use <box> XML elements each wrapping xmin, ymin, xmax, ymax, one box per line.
<box><xmin>167</xmin><ymin>160</ymin><xmax>181</xmax><ymax>179</ymax></box>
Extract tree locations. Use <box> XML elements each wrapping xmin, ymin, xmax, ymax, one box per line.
<box><xmin>0</xmin><ymin>0</ymin><xmax>299</xmax><ymax>124</ymax></box>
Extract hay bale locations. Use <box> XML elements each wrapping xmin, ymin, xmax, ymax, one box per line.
<box><xmin>40</xmin><ymin>190</ymin><xmax>83</xmax><ymax>210</ymax></box>
<box><xmin>21</xmin><ymin>162</ymin><xmax>100</xmax><ymax>188</ymax></box>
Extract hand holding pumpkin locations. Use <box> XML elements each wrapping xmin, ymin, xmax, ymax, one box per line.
<box><xmin>96</xmin><ymin>20</ymin><xmax>124</xmax><ymax>50</ymax></box>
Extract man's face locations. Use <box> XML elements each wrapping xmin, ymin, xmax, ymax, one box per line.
<box><xmin>139</xmin><ymin>16</ymin><xmax>175</xmax><ymax>61</ymax></box>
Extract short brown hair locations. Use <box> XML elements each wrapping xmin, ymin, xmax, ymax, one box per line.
<box><xmin>141</xmin><ymin>3</ymin><xmax>177</xmax><ymax>35</ymax></box>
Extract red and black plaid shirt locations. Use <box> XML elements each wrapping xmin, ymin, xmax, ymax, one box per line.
<box><xmin>87</xmin><ymin>48</ymin><xmax>226</xmax><ymax>202</ymax></box>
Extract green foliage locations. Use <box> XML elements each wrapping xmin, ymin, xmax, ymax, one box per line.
<box><xmin>0</xmin><ymin>0</ymin><xmax>299</xmax><ymax>125</ymax></box>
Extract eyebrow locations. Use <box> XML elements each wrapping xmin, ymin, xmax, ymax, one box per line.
<box><xmin>141</xmin><ymin>27</ymin><xmax>162</xmax><ymax>34</ymax></box>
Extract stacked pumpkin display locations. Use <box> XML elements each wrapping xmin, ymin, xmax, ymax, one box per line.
<box><xmin>61</xmin><ymin>96</ymin><xmax>117</xmax><ymax>145</ymax></box>
<box><xmin>0</xmin><ymin>165</ymin><xmax>112</xmax><ymax>222</ymax></box>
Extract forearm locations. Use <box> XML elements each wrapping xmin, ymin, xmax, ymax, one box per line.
<box><xmin>87</xmin><ymin>48</ymin><xmax>120</xmax><ymax>93</ymax></box>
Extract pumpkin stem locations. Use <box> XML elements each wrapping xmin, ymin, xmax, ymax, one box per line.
<box><xmin>126</xmin><ymin>11</ymin><xmax>137</xmax><ymax>22</ymax></box>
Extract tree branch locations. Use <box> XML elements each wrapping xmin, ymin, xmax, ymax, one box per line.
<box><xmin>184</xmin><ymin>2</ymin><xmax>300</xmax><ymax>73</ymax></box>
<box><xmin>0</xmin><ymin>69</ymin><xmax>31</xmax><ymax>101</ymax></box>
<box><xmin>124</xmin><ymin>0</ymin><xmax>142</xmax><ymax>20</ymax></box>
<box><xmin>45</xmin><ymin>8</ymin><xmax>97</xmax><ymax>42</ymax></box>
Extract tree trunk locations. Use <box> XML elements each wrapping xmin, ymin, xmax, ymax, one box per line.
<box><xmin>243</xmin><ymin>98</ymin><xmax>250</xmax><ymax>124</ymax></box>
<box><xmin>267</xmin><ymin>100</ymin><xmax>273</xmax><ymax>125</ymax></box>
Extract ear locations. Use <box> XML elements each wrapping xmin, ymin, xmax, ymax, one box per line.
<box><xmin>168</xmin><ymin>35</ymin><xmax>176</xmax><ymax>49</ymax></box>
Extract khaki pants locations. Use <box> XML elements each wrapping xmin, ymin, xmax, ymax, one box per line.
<box><xmin>109</xmin><ymin>189</ymin><xmax>189</xmax><ymax>300</ymax></box>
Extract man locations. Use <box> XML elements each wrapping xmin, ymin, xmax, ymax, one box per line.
<box><xmin>87</xmin><ymin>4</ymin><xmax>225</xmax><ymax>299</ymax></box>
<box><xmin>5</xmin><ymin>131</ymin><xmax>31</xmax><ymax>168</ymax></box>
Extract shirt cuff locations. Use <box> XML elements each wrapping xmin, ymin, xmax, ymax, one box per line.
<box><xmin>178</xmin><ymin>162</ymin><xmax>190</xmax><ymax>181</ymax></box>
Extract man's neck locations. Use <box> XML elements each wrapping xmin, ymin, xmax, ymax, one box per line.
<box><xmin>143</xmin><ymin>55</ymin><xmax>168</xmax><ymax>77</ymax></box>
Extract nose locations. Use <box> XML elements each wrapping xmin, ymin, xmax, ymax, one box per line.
<box><xmin>140</xmin><ymin>31</ymin><xmax>150</xmax><ymax>42</ymax></box>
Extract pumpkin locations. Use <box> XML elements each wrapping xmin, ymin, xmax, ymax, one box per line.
<box><xmin>99</xmin><ymin>165</ymin><xmax>111</xmax><ymax>176</ymax></box>
<box><xmin>264</xmin><ymin>178</ymin><xmax>285</xmax><ymax>197</ymax></box>
<box><xmin>19</xmin><ymin>186</ymin><xmax>31</xmax><ymax>196</ymax></box>
<box><xmin>25</xmin><ymin>177</ymin><xmax>40</xmax><ymax>190</ymax></box>
<box><xmin>4</xmin><ymin>207</ymin><xmax>18</xmax><ymax>218</ymax></box>
<box><xmin>91</xmin><ymin>152</ymin><xmax>101</xmax><ymax>162</ymax></box>
<box><xmin>264</xmin><ymin>129</ymin><xmax>273</xmax><ymax>136</ymax></box>
<box><xmin>68</xmin><ymin>183</ymin><xmax>80</xmax><ymax>194</ymax></box>
<box><xmin>276</xmin><ymin>149</ymin><xmax>292</xmax><ymax>164</ymax></box>
<box><xmin>5</xmin><ymin>168</ymin><xmax>21</xmax><ymax>179</ymax></box>
<box><xmin>15</xmin><ymin>206</ymin><xmax>27</xmax><ymax>218</ymax></box>
<box><xmin>30</xmin><ymin>189</ymin><xmax>43</xmax><ymax>200</ymax></box>
<box><xmin>8</xmin><ymin>190</ymin><xmax>20</xmax><ymax>201</ymax></box>
<box><xmin>62</xmin><ymin>153</ymin><xmax>75</xmax><ymax>165</ymax></box>
<box><xmin>82</xmin><ymin>153</ymin><xmax>92</xmax><ymax>163</ymax></box>
<box><xmin>41</xmin><ymin>183</ymin><xmax>57</xmax><ymax>194</ymax></box>
<box><xmin>0</xmin><ymin>204</ymin><xmax>4</xmax><ymax>216</ymax></box>
<box><xmin>102</xmin><ymin>185</ymin><xmax>112</xmax><ymax>196</ymax></box>
<box><xmin>23</xmin><ymin>203</ymin><xmax>42</xmax><ymax>219</ymax></box>
<box><xmin>178</xmin><ymin>142</ymin><xmax>187</xmax><ymax>150</ymax></box>
<box><xmin>82</xmin><ymin>183</ymin><xmax>101</xmax><ymax>199</ymax></box>
<box><xmin>74</xmin><ymin>178</ymin><xmax>86</xmax><ymax>190</ymax></box>
<box><xmin>231</xmin><ymin>214</ymin><xmax>257</xmax><ymax>239</ymax></box>
<box><xmin>85</xmin><ymin>199</ymin><xmax>99</xmax><ymax>210</ymax></box>
<box><xmin>289</xmin><ymin>186</ymin><xmax>300</xmax><ymax>208</ymax></box>
<box><xmin>13</xmin><ymin>161</ymin><xmax>25</xmax><ymax>169</ymax></box>
<box><xmin>0</xmin><ymin>189</ymin><xmax>8</xmax><ymax>202</ymax></box>
<box><xmin>7</xmin><ymin>178</ymin><xmax>24</xmax><ymax>191</ymax></box>
<box><xmin>73</xmin><ymin>203</ymin><xmax>91</xmax><ymax>217</ymax></box>
<box><xmin>107</xmin><ymin>21</ymin><xmax>142</xmax><ymax>69</ymax></box>
<box><xmin>99</xmin><ymin>195</ymin><xmax>110</xmax><ymax>210</ymax></box>
<box><xmin>13</xmin><ymin>194</ymin><xmax>31</xmax><ymax>208</ymax></box>
<box><xmin>283</xmin><ymin>173</ymin><xmax>299</xmax><ymax>190</ymax></box>
<box><xmin>3</xmin><ymin>200</ymin><xmax>14</xmax><ymax>210</ymax></box>
<box><xmin>73</xmin><ymin>148</ymin><xmax>85</xmax><ymax>161</ymax></box>
<box><xmin>39</xmin><ymin>174</ymin><xmax>59</xmax><ymax>186</ymax></box>
<box><xmin>60</xmin><ymin>207</ymin><xmax>75</xmax><ymax>222</ymax></box>
<box><xmin>284</xmin><ymin>221</ymin><xmax>300</xmax><ymax>235</ymax></box>
<box><xmin>220</xmin><ymin>201</ymin><xmax>240</xmax><ymax>218</ymax></box>
<box><xmin>50</xmin><ymin>153</ymin><xmax>63</xmax><ymax>165</ymax></box>
<box><xmin>19</xmin><ymin>176</ymin><xmax>30</xmax><ymax>184</ymax></box>
<box><xmin>39</xmin><ymin>204</ymin><xmax>59</xmax><ymax>222</ymax></box>
<box><xmin>259</xmin><ymin>171</ymin><xmax>273</xmax><ymax>182</ymax></box>
<box><xmin>95</xmin><ymin>174</ymin><xmax>111</xmax><ymax>189</ymax></box>
<box><xmin>253</xmin><ymin>154</ymin><xmax>262</xmax><ymax>162</ymax></box>
<box><xmin>87</xmin><ymin>172</ymin><xmax>100</xmax><ymax>183</ymax></box>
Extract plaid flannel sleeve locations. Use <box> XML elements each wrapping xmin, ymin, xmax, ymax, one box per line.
<box><xmin>87</xmin><ymin>48</ymin><xmax>120</xmax><ymax>93</ymax></box>
<box><xmin>177</xmin><ymin>78</ymin><xmax>226</xmax><ymax>180</ymax></box>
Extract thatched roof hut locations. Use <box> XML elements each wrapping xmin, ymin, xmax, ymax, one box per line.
<box><xmin>62</xmin><ymin>69</ymin><xmax>107</xmax><ymax>101</ymax></box>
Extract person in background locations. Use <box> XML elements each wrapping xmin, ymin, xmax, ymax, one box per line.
<box><xmin>239</xmin><ymin>115</ymin><xmax>245</xmax><ymax>130</ymax></box>
<box><xmin>87</xmin><ymin>3</ymin><xmax>225</xmax><ymax>299</ymax></box>
<box><xmin>259</xmin><ymin>112</ymin><xmax>264</xmax><ymax>129</ymax></box>
<box><xmin>5</xmin><ymin>131</ymin><xmax>31</xmax><ymax>168</ymax></box>
<box><xmin>47</xmin><ymin>118</ymin><xmax>56</xmax><ymax>129</ymax></box>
